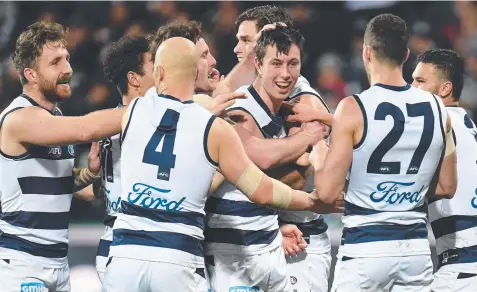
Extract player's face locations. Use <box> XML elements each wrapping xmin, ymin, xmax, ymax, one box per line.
<box><xmin>195</xmin><ymin>38</ymin><xmax>217</xmax><ymax>93</ymax></box>
<box><xmin>234</xmin><ymin>20</ymin><xmax>258</xmax><ymax>62</ymax></box>
<box><xmin>138</xmin><ymin>52</ymin><xmax>155</xmax><ymax>96</ymax></box>
<box><xmin>34</xmin><ymin>42</ymin><xmax>73</xmax><ymax>102</ymax></box>
<box><xmin>412</xmin><ymin>62</ymin><xmax>442</xmax><ymax>95</ymax></box>
<box><xmin>257</xmin><ymin>44</ymin><xmax>301</xmax><ymax>101</ymax></box>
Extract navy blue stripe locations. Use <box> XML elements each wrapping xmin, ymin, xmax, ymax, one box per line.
<box><xmin>203</xmin><ymin>115</ymin><xmax>218</xmax><ymax>167</ymax></box>
<box><xmin>0</xmin><ymin>232</ymin><xmax>68</xmax><ymax>258</ymax></box>
<box><xmin>159</xmin><ymin>94</ymin><xmax>194</xmax><ymax>104</ymax></box>
<box><xmin>96</xmin><ymin>239</ymin><xmax>111</xmax><ymax>257</ymax></box>
<box><xmin>112</xmin><ymin>228</ymin><xmax>203</xmax><ymax>257</ymax></box>
<box><xmin>279</xmin><ymin>218</ymin><xmax>328</xmax><ymax>236</ymax></box>
<box><xmin>0</xmin><ymin>211</ymin><xmax>70</xmax><ymax>230</ymax></box>
<box><xmin>27</xmin><ymin>145</ymin><xmax>75</xmax><ymax>160</ymax></box>
<box><xmin>352</xmin><ymin>94</ymin><xmax>367</xmax><ymax>149</ymax></box>
<box><xmin>375</xmin><ymin>83</ymin><xmax>411</xmax><ymax>92</ymax></box>
<box><xmin>121</xmin><ymin>98</ymin><xmax>140</xmax><ymax>145</ymax></box>
<box><xmin>438</xmin><ymin>245</ymin><xmax>477</xmax><ymax>268</ymax></box>
<box><xmin>204</xmin><ymin>227</ymin><xmax>279</xmax><ymax>246</ymax></box>
<box><xmin>121</xmin><ymin>201</ymin><xmax>204</xmax><ymax>229</ymax></box>
<box><xmin>205</xmin><ymin>197</ymin><xmax>277</xmax><ymax>217</ymax></box>
<box><xmin>342</xmin><ymin>223</ymin><xmax>428</xmax><ymax>244</ymax></box>
<box><xmin>18</xmin><ymin>176</ymin><xmax>73</xmax><ymax>195</ymax></box>
<box><xmin>103</xmin><ymin>215</ymin><xmax>116</xmax><ymax>228</ymax></box>
<box><xmin>431</xmin><ymin>215</ymin><xmax>477</xmax><ymax>239</ymax></box>
<box><xmin>344</xmin><ymin>201</ymin><xmax>427</xmax><ymax>216</ymax></box>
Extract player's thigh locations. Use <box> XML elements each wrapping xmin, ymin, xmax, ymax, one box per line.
<box><xmin>267</xmin><ymin>246</ymin><xmax>292</xmax><ymax>292</ymax></box>
<box><xmin>206</xmin><ymin>253</ymin><xmax>266</xmax><ymax>292</ymax></box>
<box><xmin>287</xmin><ymin>251</ymin><xmax>331</xmax><ymax>292</ymax></box>
<box><xmin>0</xmin><ymin>259</ymin><xmax>52</xmax><ymax>292</ymax></box>
<box><xmin>54</xmin><ymin>264</ymin><xmax>71</xmax><ymax>292</ymax></box>
<box><xmin>432</xmin><ymin>268</ymin><xmax>477</xmax><ymax>292</ymax></box>
<box><xmin>331</xmin><ymin>257</ymin><xmax>396</xmax><ymax>292</ymax></box>
<box><xmin>102</xmin><ymin>257</ymin><xmax>148</xmax><ymax>292</ymax></box>
<box><xmin>95</xmin><ymin>255</ymin><xmax>109</xmax><ymax>283</ymax></box>
<box><xmin>392</xmin><ymin>255</ymin><xmax>432</xmax><ymax>292</ymax></box>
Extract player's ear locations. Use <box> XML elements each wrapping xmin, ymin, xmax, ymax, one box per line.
<box><xmin>403</xmin><ymin>48</ymin><xmax>410</xmax><ymax>63</ymax></box>
<box><xmin>440</xmin><ymin>81</ymin><xmax>453</xmax><ymax>100</ymax></box>
<box><xmin>362</xmin><ymin>43</ymin><xmax>371</xmax><ymax>63</ymax></box>
<box><xmin>23</xmin><ymin>67</ymin><xmax>37</xmax><ymax>83</ymax></box>
<box><xmin>127</xmin><ymin>71</ymin><xmax>140</xmax><ymax>88</ymax></box>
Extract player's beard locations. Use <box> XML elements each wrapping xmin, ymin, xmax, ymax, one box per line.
<box><xmin>37</xmin><ymin>73</ymin><xmax>69</xmax><ymax>103</ymax></box>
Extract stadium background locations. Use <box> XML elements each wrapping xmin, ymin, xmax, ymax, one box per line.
<box><xmin>0</xmin><ymin>1</ymin><xmax>476</xmax><ymax>291</ymax></box>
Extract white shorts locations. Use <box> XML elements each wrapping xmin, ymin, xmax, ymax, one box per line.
<box><xmin>102</xmin><ymin>257</ymin><xmax>207</xmax><ymax>292</ymax></box>
<box><xmin>0</xmin><ymin>258</ymin><xmax>70</xmax><ymax>292</ymax></box>
<box><xmin>331</xmin><ymin>255</ymin><xmax>433</xmax><ymax>292</ymax></box>
<box><xmin>431</xmin><ymin>265</ymin><xmax>477</xmax><ymax>292</ymax></box>
<box><xmin>95</xmin><ymin>239</ymin><xmax>112</xmax><ymax>283</ymax></box>
<box><xmin>206</xmin><ymin>246</ymin><xmax>291</xmax><ymax>292</ymax></box>
<box><xmin>286</xmin><ymin>251</ymin><xmax>331</xmax><ymax>292</ymax></box>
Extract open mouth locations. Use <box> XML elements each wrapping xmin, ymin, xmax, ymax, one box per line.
<box><xmin>57</xmin><ymin>79</ymin><xmax>71</xmax><ymax>85</ymax></box>
<box><xmin>275</xmin><ymin>81</ymin><xmax>292</xmax><ymax>90</ymax></box>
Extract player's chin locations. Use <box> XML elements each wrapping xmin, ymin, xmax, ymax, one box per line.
<box><xmin>55</xmin><ymin>86</ymin><xmax>72</xmax><ymax>99</ymax></box>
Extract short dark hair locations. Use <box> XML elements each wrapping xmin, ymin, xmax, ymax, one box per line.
<box><xmin>417</xmin><ymin>49</ymin><xmax>465</xmax><ymax>101</ymax></box>
<box><xmin>364</xmin><ymin>14</ymin><xmax>409</xmax><ymax>66</ymax></box>
<box><xmin>255</xmin><ymin>25</ymin><xmax>304</xmax><ymax>64</ymax></box>
<box><xmin>103</xmin><ymin>36</ymin><xmax>150</xmax><ymax>96</ymax></box>
<box><xmin>150</xmin><ymin>20</ymin><xmax>203</xmax><ymax>63</ymax></box>
<box><xmin>236</xmin><ymin>5</ymin><xmax>293</xmax><ymax>32</ymax></box>
<box><xmin>12</xmin><ymin>21</ymin><xmax>67</xmax><ymax>85</ymax></box>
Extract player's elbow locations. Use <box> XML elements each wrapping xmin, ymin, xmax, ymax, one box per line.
<box><xmin>436</xmin><ymin>182</ymin><xmax>457</xmax><ymax>199</ymax></box>
<box><xmin>253</xmin><ymin>155</ymin><xmax>276</xmax><ymax>170</ymax></box>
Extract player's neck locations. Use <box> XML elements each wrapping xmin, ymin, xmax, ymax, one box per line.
<box><xmin>122</xmin><ymin>93</ymin><xmax>137</xmax><ymax>106</ymax></box>
<box><xmin>158</xmin><ymin>81</ymin><xmax>195</xmax><ymax>102</ymax></box>
<box><xmin>22</xmin><ymin>86</ymin><xmax>57</xmax><ymax>112</ymax></box>
<box><xmin>444</xmin><ymin>99</ymin><xmax>459</xmax><ymax>107</ymax></box>
<box><xmin>368</xmin><ymin>64</ymin><xmax>407</xmax><ymax>88</ymax></box>
<box><xmin>252</xmin><ymin>79</ymin><xmax>281</xmax><ymax>114</ymax></box>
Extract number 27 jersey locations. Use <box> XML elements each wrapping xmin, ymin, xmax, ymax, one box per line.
<box><xmin>342</xmin><ymin>83</ymin><xmax>447</xmax><ymax>258</ymax></box>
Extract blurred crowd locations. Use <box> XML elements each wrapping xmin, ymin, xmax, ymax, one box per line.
<box><xmin>1</xmin><ymin>1</ymin><xmax>477</xmax><ymax>221</ymax></box>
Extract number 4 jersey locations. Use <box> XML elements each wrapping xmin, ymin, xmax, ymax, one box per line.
<box><xmin>110</xmin><ymin>88</ymin><xmax>218</xmax><ymax>267</ymax></box>
<box><xmin>341</xmin><ymin>83</ymin><xmax>447</xmax><ymax>258</ymax></box>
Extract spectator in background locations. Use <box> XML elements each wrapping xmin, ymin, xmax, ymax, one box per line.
<box><xmin>314</xmin><ymin>52</ymin><xmax>346</xmax><ymax>110</ymax></box>
<box><xmin>403</xmin><ymin>21</ymin><xmax>436</xmax><ymax>82</ymax></box>
<box><xmin>460</xmin><ymin>36</ymin><xmax>477</xmax><ymax>119</ymax></box>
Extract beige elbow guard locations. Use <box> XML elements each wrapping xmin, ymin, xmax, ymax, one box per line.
<box><xmin>445</xmin><ymin>128</ymin><xmax>456</xmax><ymax>156</ymax></box>
<box><xmin>235</xmin><ymin>163</ymin><xmax>292</xmax><ymax>209</ymax></box>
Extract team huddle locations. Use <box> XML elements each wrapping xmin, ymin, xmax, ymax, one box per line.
<box><xmin>0</xmin><ymin>4</ymin><xmax>476</xmax><ymax>292</ymax></box>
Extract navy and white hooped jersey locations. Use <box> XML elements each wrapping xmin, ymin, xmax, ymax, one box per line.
<box><xmin>96</xmin><ymin>104</ymin><xmax>123</xmax><ymax>260</ymax></box>
<box><xmin>429</xmin><ymin>106</ymin><xmax>477</xmax><ymax>271</ymax></box>
<box><xmin>341</xmin><ymin>84</ymin><xmax>447</xmax><ymax>258</ymax></box>
<box><xmin>279</xmin><ymin>75</ymin><xmax>331</xmax><ymax>253</ymax></box>
<box><xmin>110</xmin><ymin>88</ymin><xmax>217</xmax><ymax>268</ymax></box>
<box><xmin>204</xmin><ymin>85</ymin><xmax>286</xmax><ymax>255</ymax></box>
<box><xmin>0</xmin><ymin>94</ymin><xmax>74</xmax><ymax>267</ymax></box>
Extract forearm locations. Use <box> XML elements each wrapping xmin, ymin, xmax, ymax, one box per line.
<box><xmin>80</xmin><ymin>107</ymin><xmax>125</xmax><ymax>142</ymax></box>
<box><xmin>72</xmin><ymin>167</ymin><xmax>100</xmax><ymax>192</ymax></box>
<box><xmin>234</xmin><ymin>125</ymin><xmax>310</xmax><ymax>169</ymax></box>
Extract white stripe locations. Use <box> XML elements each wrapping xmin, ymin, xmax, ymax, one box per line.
<box><xmin>109</xmin><ymin>244</ymin><xmax>204</xmax><ymax>267</ymax></box>
<box><xmin>0</xmin><ymin>247</ymin><xmax>67</xmax><ymax>268</ymax></box>
<box><xmin>113</xmin><ymin>214</ymin><xmax>203</xmax><ymax>239</ymax></box>
<box><xmin>342</xmin><ymin>212</ymin><xmax>427</xmax><ymax>228</ymax></box>
<box><xmin>206</xmin><ymin>213</ymin><xmax>278</xmax><ymax>231</ymax></box>
<box><xmin>339</xmin><ymin>238</ymin><xmax>431</xmax><ymax>257</ymax></box>
<box><xmin>21</xmin><ymin>194</ymin><xmax>72</xmax><ymax>213</ymax></box>
<box><xmin>211</xmin><ymin>187</ymin><xmax>256</xmax><ymax>202</ymax></box>
<box><xmin>0</xmin><ymin>221</ymin><xmax>68</xmax><ymax>244</ymax></box>
<box><xmin>100</xmin><ymin>226</ymin><xmax>113</xmax><ymax>241</ymax></box>
<box><xmin>435</xmin><ymin>226</ymin><xmax>477</xmax><ymax>255</ymax></box>
<box><xmin>18</xmin><ymin>158</ymin><xmax>74</xmax><ymax>178</ymax></box>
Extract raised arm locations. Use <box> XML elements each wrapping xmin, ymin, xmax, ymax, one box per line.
<box><xmin>4</xmin><ymin>106</ymin><xmax>126</xmax><ymax>146</ymax></box>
